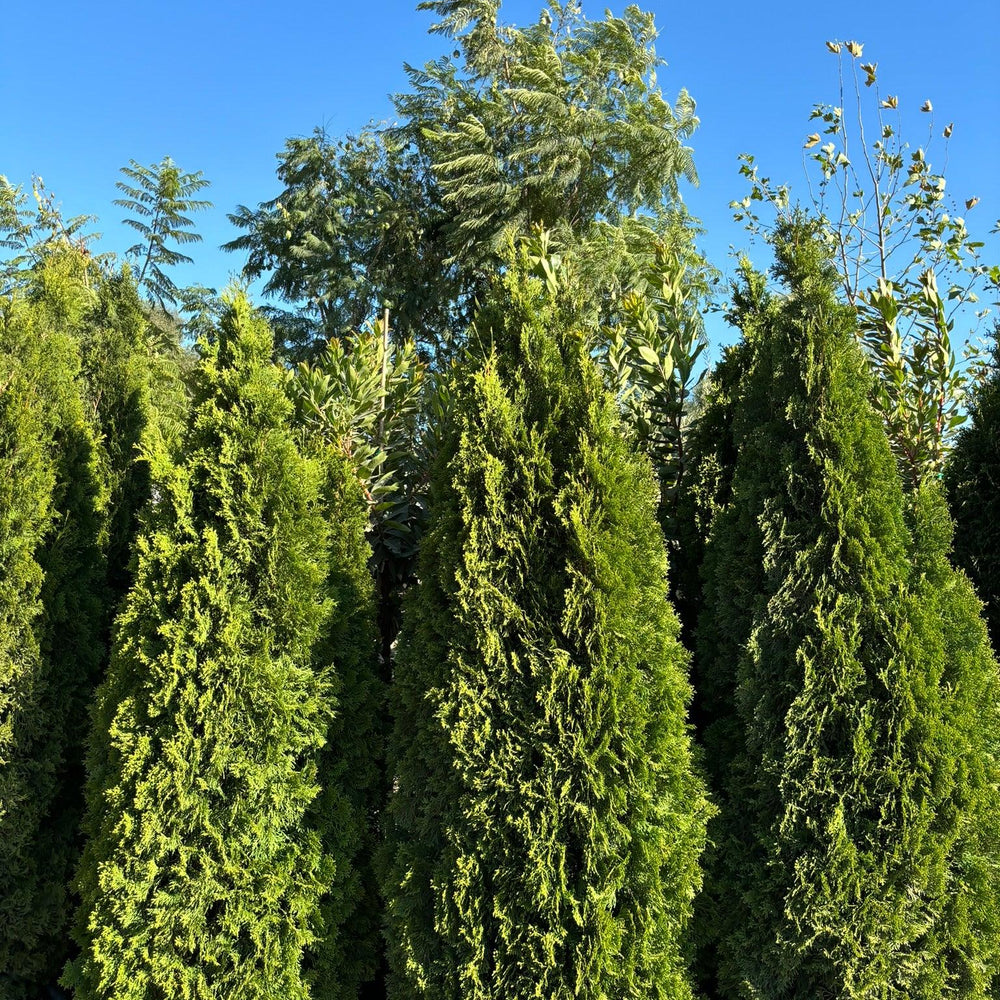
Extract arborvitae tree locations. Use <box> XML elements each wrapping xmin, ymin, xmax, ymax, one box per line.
<box><xmin>77</xmin><ymin>266</ymin><xmax>154</xmax><ymax>609</ymax></box>
<box><xmin>384</xmin><ymin>247</ymin><xmax>710</xmax><ymax>1000</ymax></box>
<box><xmin>945</xmin><ymin>334</ymin><xmax>1000</xmax><ymax>648</ymax></box>
<box><xmin>0</xmin><ymin>302</ymin><xmax>57</xmax><ymax>999</ymax></box>
<box><xmin>0</xmin><ymin>267</ymin><xmax>108</xmax><ymax>997</ymax></box>
<box><xmin>669</xmin><ymin>260</ymin><xmax>767</xmax><ymax>650</ymax></box>
<box><xmin>696</xmin><ymin>221</ymin><xmax>1000</xmax><ymax>999</ymax></box>
<box><xmin>66</xmin><ymin>295</ymin><xmax>337</xmax><ymax>999</ymax></box>
<box><xmin>303</xmin><ymin>447</ymin><xmax>383</xmax><ymax>1000</ymax></box>
<box><xmin>905</xmin><ymin>482</ymin><xmax>1000</xmax><ymax>996</ymax></box>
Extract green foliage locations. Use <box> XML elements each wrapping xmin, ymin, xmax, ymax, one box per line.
<box><xmin>115</xmin><ymin>156</ymin><xmax>212</xmax><ymax>309</ymax></box>
<box><xmin>226</xmin><ymin>128</ymin><xmax>460</xmax><ymax>358</ymax></box>
<box><xmin>602</xmin><ymin>238</ymin><xmax>711</xmax><ymax>540</ymax></box>
<box><xmin>0</xmin><ymin>174</ymin><xmax>104</xmax><ymax>294</ymax></box>
<box><xmin>666</xmin><ymin>263</ymin><xmax>765</xmax><ymax>647</ymax></box>
<box><xmin>384</xmin><ymin>245</ymin><xmax>710</xmax><ymax>1000</ymax></box>
<box><xmin>407</xmin><ymin>1</ymin><xmax>698</xmax><ymax>262</ymax></box>
<box><xmin>0</xmin><ymin>270</ymin><xmax>108</xmax><ymax>997</ymax></box>
<box><xmin>66</xmin><ymin>294</ymin><xmax>336</xmax><ymax>999</ymax></box>
<box><xmin>904</xmin><ymin>482</ymin><xmax>1000</xmax><ymax>998</ymax></box>
<box><xmin>946</xmin><ymin>331</ymin><xmax>1000</xmax><ymax>647</ymax></box>
<box><xmin>696</xmin><ymin>220</ymin><xmax>1000</xmax><ymax>999</ymax></box>
<box><xmin>76</xmin><ymin>266</ymin><xmax>155</xmax><ymax>608</ymax></box>
<box><xmin>732</xmin><ymin>43</ymin><xmax>990</xmax><ymax>487</ymax></box>
<box><xmin>304</xmin><ymin>448</ymin><xmax>383</xmax><ymax>1000</ymax></box>
<box><xmin>289</xmin><ymin>321</ymin><xmax>429</xmax><ymax>666</ymax></box>
<box><xmin>0</xmin><ymin>301</ymin><xmax>57</xmax><ymax>999</ymax></box>
<box><xmin>227</xmin><ymin>0</ymin><xmax>702</xmax><ymax>360</ymax></box>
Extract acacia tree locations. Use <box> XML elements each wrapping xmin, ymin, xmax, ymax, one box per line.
<box><xmin>384</xmin><ymin>243</ymin><xmax>710</xmax><ymax>1000</ymax></box>
<box><xmin>696</xmin><ymin>221</ymin><xmax>1000</xmax><ymax>999</ymax></box>
<box><xmin>226</xmin><ymin>0</ymin><xmax>702</xmax><ymax>359</ymax></box>
<box><xmin>115</xmin><ymin>156</ymin><xmax>212</xmax><ymax>309</ymax></box>
<box><xmin>66</xmin><ymin>295</ymin><xmax>337</xmax><ymax>999</ymax></box>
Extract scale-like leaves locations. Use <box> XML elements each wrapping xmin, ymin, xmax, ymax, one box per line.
<box><xmin>384</xmin><ymin>244</ymin><xmax>710</xmax><ymax>1000</ymax></box>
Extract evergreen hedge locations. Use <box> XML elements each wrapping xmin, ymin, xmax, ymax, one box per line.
<box><xmin>946</xmin><ymin>335</ymin><xmax>1000</xmax><ymax>648</ymax></box>
<box><xmin>305</xmin><ymin>447</ymin><xmax>383</xmax><ymax>1000</ymax></box>
<box><xmin>67</xmin><ymin>295</ymin><xmax>338</xmax><ymax>999</ymax></box>
<box><xmin>696</xmin><ymin>221</ymin><xmax>1000</xmax><ymax>999</ymax></box>
<box><xmin>0</xmin><ymin>300</ymin><xmax>59</xmax><ymax>998</ymax></box>
<box><xmin>384</xmin><ymin>251</ymin><xmax>710</xmax><ymax>1000</ymax></box>
<box><xmin>0</xmin><ymin>272</ymin><xmax>108</xmax><ymax>997</ymax></box>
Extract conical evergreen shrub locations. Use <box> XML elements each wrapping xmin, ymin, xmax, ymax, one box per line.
<box><xmin>0</xmin><ymin>302</ymin><xmax>58</xmax><ymax>998</ymax></box>
<box><xmin>696</xmin><ymin>221</ymin><xmax>1000</xmax><ymax>999</ymax></box>
<box><xmin>303</xmin><ymin>446</ymin><xmax>382</xmax><ymax>1000</ymax></box>
<box><xmin>77</xmin><ymin>266</ymin><xmax>154</xmax><ymax>609</ymax></box>
<box><xmin>905</xmin><ymin>482</ymin><xmax>1000</xmax><ymax>997</ymax></box>
<box><xmin>945</xmin><ymin>335</ymin><xmax>1000</xmax><ymax>648</ymax></box>
<box><xmin>384</xmin><ymin>247</ymin><xmax>710</xmax><ymax>1000</ymax></box>
<box><xmin>66</xmin><ymin>294</ymin><xmax>338</xmax><ymax>999</ymax></box>
<box><xmin>0</xmin><ymin>272</ymin><xmax>108</xmax><ymax>998</ymax></box>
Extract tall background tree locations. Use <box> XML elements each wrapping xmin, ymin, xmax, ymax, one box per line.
<box><xmin>115</xmin><ymin>156</ymin><xmax>212</xmax><ymax>310</ymax></box>
<box><xmin>384</xmin><ymin>241</ymin><xmax>710</xmax><ymax>1000</ymax></box>
<box><xmin>731</xmin><ymin>42</ymin><xmax>992</xmax><ymax>488</ymax></box>
<box><xmin>226</xmin><ymin>0</ymin><xmax>703</xmax><ymax>360</ymax></box>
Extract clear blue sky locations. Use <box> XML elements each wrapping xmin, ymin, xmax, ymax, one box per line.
<box><xmin>3</xmin><ymin>0</ymin><xmax>998</xmax><ymax>355</ymax></box>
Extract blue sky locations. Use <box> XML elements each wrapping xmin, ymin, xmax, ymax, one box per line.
<box><xmin>3</xmin><ymin>0</ymin><xmax>998</xmax><ymax>354</ymax></box>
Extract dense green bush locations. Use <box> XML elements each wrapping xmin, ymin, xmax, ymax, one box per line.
<box><xmin>946</xmin><ymin>335</ymin><xmax>1000</xmax><ymax>648</ymax></box>
<box><xmin>0</xmin><ymin>298</ymin><xmax>59</xmax><ymax>998</ymax></box>
<box><xmin>384</xmin><ymin>249</ymin><xmax>710</xmax><ymax>1000</ymax></box>
<box><xmin>304</xmin><ymin>446</ymin><xmax>383</xmax><ymax>1000</ymax></box>
<box><xmin>696</xmin><ymin>222</ymin><xmax>1000</xmax><ymax>999</ymax></box>
<box><xmin>66</xmin><ymin>295</ymin><xmax>338</xmax><ymax>999</ymax></box>
<box><xmin>77</xmin><ymin>267</ymin><xmax>155</xmax><ymax>609</ymax></box>
<box><xmin>0</xmin><ymin>265</ymin><xmax>108</xmax><ymax>997</ymax></box>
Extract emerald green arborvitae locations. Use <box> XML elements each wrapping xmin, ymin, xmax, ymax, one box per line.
<box><xmin>78</xmin><ymin>266</ymin><xmax>154</xmax><ymax>610</ymax></box>
<box><xmin>66</xmin><ymin>294</ymin><xmax>336</xmax><ymax>1000</ymax></box>
<box><xmin>0</xmin><ymin>303</ymin><xmax>57</xmax><ymax>998</ymax></box>
<box><xmin>946</xmin><ymin>334</ymin><xmax>1000</xmax><ymax>648</ymax></box>
<box><xmin>0</xmin><ymin>277</ymin><xmax>108</xmax><ymax>997</ymax></box>
<box><xmin>304</xmin><ymin>447</ymin><xmax>382</xmax><ymax>1000</ymax></box>
<box><xmin>670</xmin><ymin>262</ymin><xmax>768</xmax><ymax>653</ymax></box>
<box><xmin>384</xmin><ymin>252</ymin><xmax>710</xmax><ymax>1000</ymax></box>
<box><xmin>695</xmin><ymin>221</ymin><xmax>1000</xmax><ymax>999</ymax></box>
<box><xmin>905</xmin><ymin>482</ymin><xmax>1000</xmax><ymax>996</ymax></box>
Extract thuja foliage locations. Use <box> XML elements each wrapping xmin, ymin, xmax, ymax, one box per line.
<box><xmin>667</xmin><ymin>261</ymin><xmax>765</xmax><ymax>655</ymax></box>
<box><xmin>67</xmin><ymin>295</ymin><xmax>337</xmax><ymax>999</ymax></box>
<box><xmin>946</xmin><ymin>333</ymin><xmax>1000</xmax><ymax>647</ymax></box>
<box><xmin>385</xmin><ymin>246</ymin><xmax>710</xmax><ymax>1000</ymax></box>
<box><xmin>0</xmin><ymin>300</ymin><xmax>57</xmax><ymax>998</ymax></box>
<box><xmin>299</xmin><ymin>447</ymin><xmax>382</xmax><ymax>1000</ymax></box>
<box><xmin>696</xmin><ymin>221</ymin><xmax>1000</xmax><ymax>999</ymax></box>
<box><xmin>76</xmin><ymin>266</ymin><xmax>155</xmax><ymax>608</ymax></box>
<box><xmin>0</xmin><ymin>264</ymin><xmax>108</xmax><ymax>997</ymax></box>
